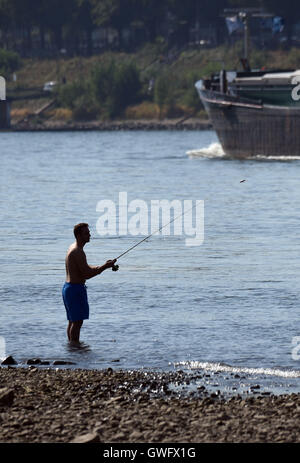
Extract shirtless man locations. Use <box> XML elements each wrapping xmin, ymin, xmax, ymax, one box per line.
<box><xmin>62</xmin><ymin>223</ymin><xmax>117</xmax><ymax>345</ymax></box>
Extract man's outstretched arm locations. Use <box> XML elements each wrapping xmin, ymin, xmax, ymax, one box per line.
<box><xmin>76</xmin><ymin>251</ymin><xmax>116</xmax><ymax>280</ymax></box>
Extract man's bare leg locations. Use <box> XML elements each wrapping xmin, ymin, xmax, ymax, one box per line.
<box><xmin>69</xmin><ymin>320</ymin><xmax>83</xmax><ymax>344</ymax></box>
<box><xmin>67</xmin><ymin>322</ymin><xmax>72</xmax><ymax>341</ymax></box>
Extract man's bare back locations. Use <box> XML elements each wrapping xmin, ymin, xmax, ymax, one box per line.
<box><xmin>66</xmin><ymin>244</ymin><xmax>93</xmax><ymax>284</ymax></box>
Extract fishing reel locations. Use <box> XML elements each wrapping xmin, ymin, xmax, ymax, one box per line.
<box><xmin>112</xmin><ymin>264</ymin><xmax>119</xmax><ymax>272</ymax></box>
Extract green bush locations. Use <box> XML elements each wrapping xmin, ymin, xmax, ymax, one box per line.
<box><xmin>56</xmin><ymin>81</ymin><xmax>87</xmax><ymax>109</ymax></box>
<box><xmin>56</xmin><ymin>80</ymin><xmax>99</xmax><ymax>121</ymax></box>
<box><xmin>56</xmin><ymin>61</ymin><xmax>142</xmax><ymax>120</ymax></box>
<box><xmin>0</xmin><ymin>49</ymin><xmax>21</xmax><ymax>77</ymax></box>
<box><xmin>154</xmin><ymin>72</ymin><xmax>183</xmax><ymax>118</ymax></box>
<box><xmin>91</xmin><ymin>60</ymin><xmax>141</xmax><ymax>118</ymax></box>
<box><xmin>72</xmin><ymin>95</ymin><xmax>99</xmax><ymax>121</ymax></box>
<box><xmin>179</xmin><ymin>71</ymin><xmax>203</xmax><ymax>113</ymax></box>
<box><xmin>154</xmin><ymin>73</ymin><xmax>168</xmax><ymax>117</ymax></box>
<box><xmin>284</xmin><ymin>47</ymin><xmax>300</xmax><ymax>69</ymax></box>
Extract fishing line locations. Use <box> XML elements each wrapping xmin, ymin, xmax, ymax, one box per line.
<box><xmin>111</xmin><ymin>179</ymin><xmax>246</xmax><ymax>271</ymax></box>
<box><xmin>112</xmin><ymin>201</ymin><xmax>198</xmax><ymax>267</ymax></box>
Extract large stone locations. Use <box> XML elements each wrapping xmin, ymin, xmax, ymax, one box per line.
<box><xmin>53</xmin><ymin>360</ymin><xmax>75</xmax><ymax>365</ymax></box>
<box><xmin>26</xmin><ymin>358</ymin><xmax>41</xmax><ymax>365</ymax></box>
<box><xmin>70</xmin><ymin>432</ymin><xmax>100</xmax><ymax>443</ymax></box>
<box><xmin>0</xmin><ymin>387</ymin><xmax>14</xmax><ymax>406</ymax></box>
<box><xmin>1</xmin><ymin>356</ymin><xmax>17</xmax><ymax>365</ymax></box>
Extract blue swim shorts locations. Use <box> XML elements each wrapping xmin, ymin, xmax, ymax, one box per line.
<box><xmin>62</xmin><ymin>282</ymin><xmax>89</xmax><ymax>322</ymax></box>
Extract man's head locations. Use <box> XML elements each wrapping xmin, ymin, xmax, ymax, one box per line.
<box><xmin>73</xmin><ymin>223</ymin><xmax>90</xmax><ymax>244</ymax></box>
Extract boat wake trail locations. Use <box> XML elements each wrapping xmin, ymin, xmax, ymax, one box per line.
<box><xmin>186</xmin><ymin>143</ymin><xmax>225</xmax><ymax>159</ymax></box>
<box><xmin>187</xmin><ymin>145</ymin><xmax>300</xmax><ymax>161</ymax></box>
<box><xmin>250</xmin><ymin>154</ymin><xmax>300</xmax><ymax>162</ymax></box>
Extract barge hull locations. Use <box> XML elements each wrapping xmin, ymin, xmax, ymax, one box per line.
<box><xmin>199</xmin><ymin>89</ymin><xmax>300</xmax><ymax>158</ymax></box>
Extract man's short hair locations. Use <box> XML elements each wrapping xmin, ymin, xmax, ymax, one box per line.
<box><xmin>74</xmin><ymin>223</ymin><xmax>89</xmax><ymax>239</ymax></box>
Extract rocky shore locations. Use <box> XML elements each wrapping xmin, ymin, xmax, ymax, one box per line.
<box><xmin>1</xmin><ymin>366</ymin><xmax>300</xmax><ymax>443</ymax></box>
<box><xmin>10</xmin><ymin>118</ymin><xmax>212</xmax><ymax>132</ymax></box>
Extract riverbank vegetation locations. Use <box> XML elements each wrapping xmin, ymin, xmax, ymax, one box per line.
<box><xmin>5</xmin><ymin>43</ymin><xmax>300</xmax><ymax>123</ymax></box>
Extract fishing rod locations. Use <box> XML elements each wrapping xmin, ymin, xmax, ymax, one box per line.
<box><xmin>110</xmin><ymin>179</ymin><xmax>246</xmax><ymax>271</ymax></box>
<box><xmin>111</xmin><ymin>207</ymin><xmax>192</xmax><ymax>269</ymax></box>
<box><xmin>111</xmin><ymin>203</ymin><xmax>196</xmax><ymax>271</ymax></box>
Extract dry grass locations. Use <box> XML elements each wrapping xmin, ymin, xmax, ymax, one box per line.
<box><xmin>10</xmin><ymin>108</ymin><xmax>31</xmax><ymax>118</ymax></box>
<box><xmin>11</xmin><ymin>97</ymin><xmax>51</xmax><ymax>112</ymax></box>
<box><xmin>124</xmin><ymin>102</ymin><xmax>196</xmax><ymax>120</ymax></box>
<box><xmin>47</xmin><ymin>107</ymin><xmax>73</xmax><ymax>120</ymax></box>
<box><xmin>125</xmin><ymin>101</ymin><xmax>159</xmax><ymax>119</ymax></box>
<box><xmin>10</xmin><ymin>108</ymin><xmax>31</xmax><ymax>122</ymax></box>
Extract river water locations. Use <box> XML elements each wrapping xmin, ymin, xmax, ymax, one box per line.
<box><xmin>1</xmin><ymin>129</ymin><xmax>300</xmax><ymax>396</ymax></box>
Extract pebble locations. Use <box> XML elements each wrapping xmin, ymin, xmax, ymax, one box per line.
<box><xmin>70</xmin><ymin>432</ymin><xmax>100</xmax><ymax>443</ymax></box>
<box><xmin>0</xmin><ymin>387</ymin><xmax>14</xmax><ymax>406</ymax></box>
<box><xmin>197</xmin><ymin>386</ymin><xmax>206</xmax><ymax>391</ymax></box>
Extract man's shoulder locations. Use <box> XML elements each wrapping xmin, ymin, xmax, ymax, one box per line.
<box><xmin>67</xmin><ymin>244</ymin><xmax>85</xmax><ymax>258</ymax></box>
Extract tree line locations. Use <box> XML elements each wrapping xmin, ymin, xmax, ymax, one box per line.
<box><xmin>0</xmin><ymin>0</ymin><xmax>299</xmax><ymax>57</ymax></box>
